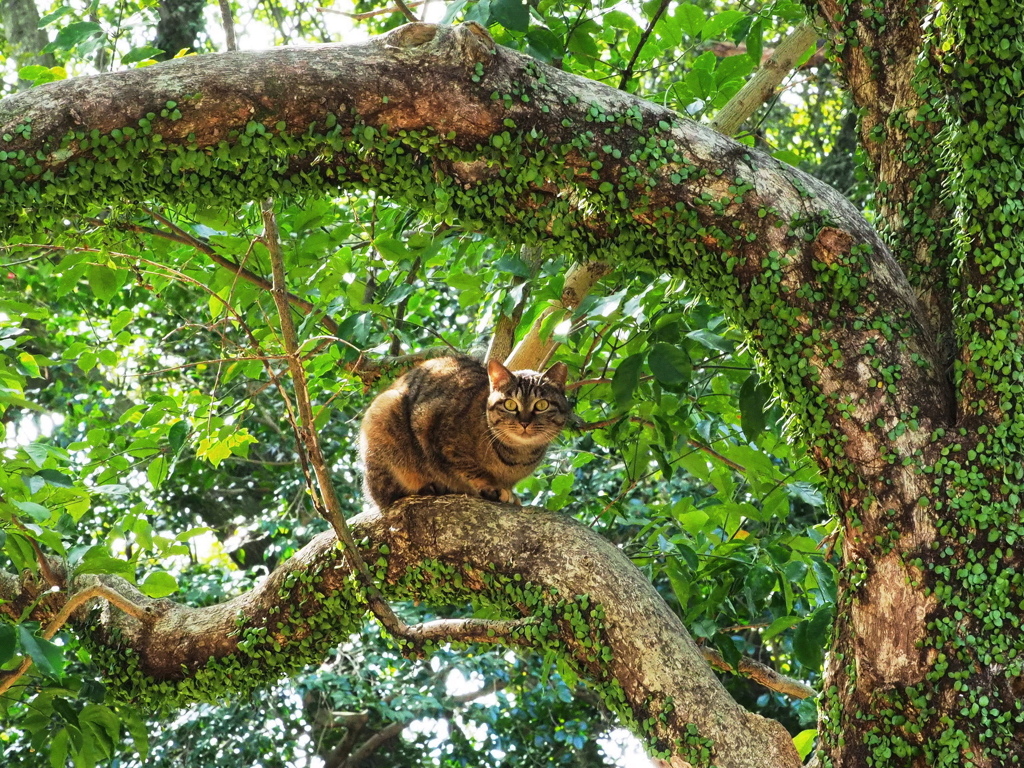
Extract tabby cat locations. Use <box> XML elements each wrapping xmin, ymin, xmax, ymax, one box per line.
<box><xmin>359</xmin><ymin>355</ymin><xmax>570</xmax><ymax>511</ymax></box>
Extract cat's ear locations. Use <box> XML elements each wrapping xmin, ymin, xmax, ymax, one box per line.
<box><xmin>543</xmin><ymin>361</ymin><xmax>568</xmax><ymax>388</ymax></box>
<box><xmin>487</xmin><ymin>358</ymin><xmax>514</xmax><ymax>389</ymax></box>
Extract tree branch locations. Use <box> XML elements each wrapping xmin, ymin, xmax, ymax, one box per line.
<box><xmin>617</xmin><ymin>0</ymin><xmax>672</xmax><ymax>90</ymax></box>
<box><xmin>0</xmin><ymin>499</ymin><xmax>801</xmax><ymax>768</ymax></box>
<box><xmin>710</xmin><ymin>22</ymin><xmax>819</xmax><ymax>137</ymax></box>
<box><xmin>699</xmin><ymin>646</ymin><xmax>816</xmax><ymax>699</ymax></box>
<box><xmin>0</xmin><ymin>22</ymin><xmax>956</xmax><ymax>572</ymax></box>
<box><xmin>262</xmin><ymin>199</ymin><xmax>416</xmax><ymax>644</ymax></box>
<box><xmin>218</xmin><ymin>0</ymin><xmax>237</xmax><ymax>52</ymax></box>
<box><xmin>504</xmin><ymin>260</ymin><xmax>612</xmax><ymax>370</ymax></box>
<box><xmin>0</xmin><ymin>583</ymin><xmax>149</xmax><ymax>695</ymax></box>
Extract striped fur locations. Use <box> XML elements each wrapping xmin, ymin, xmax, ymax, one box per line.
<box><xmin>359</xmin><ymin>355</ymin><xmax>569</xmax><ymax>510</ymax></box>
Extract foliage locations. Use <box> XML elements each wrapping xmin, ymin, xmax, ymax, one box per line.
<box><xmin>0</xmin><ymin>0</ymin><xmax>856</xmax><ymax>765</ymax></box>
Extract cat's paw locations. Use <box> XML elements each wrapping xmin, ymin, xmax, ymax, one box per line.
<box><xmin>480</xmin><ymin>488</ymin><xmax>519</xmax><ymax>504</ymax></box>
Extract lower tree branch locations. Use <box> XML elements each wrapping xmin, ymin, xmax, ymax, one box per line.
<box><xmin>339</xmin><ymin>721</ymin><xmax>406</xmax><ymax>768</ymax></box>
<box><xmin>0</xmin><ymin>498</ymin><xmax>801</xmax><ymax>768</ymax></box>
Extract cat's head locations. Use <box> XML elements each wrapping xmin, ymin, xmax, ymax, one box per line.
<box><xmin>485</xmin><ymin>359</ymin><xmax>570</xmax><ymax>446</ymax></box>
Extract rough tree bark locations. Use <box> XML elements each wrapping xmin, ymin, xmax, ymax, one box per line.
<box><xmin>1</xmin><ymin>14</ymin><xmax>1020</xmax><ymax>768</ymax></box>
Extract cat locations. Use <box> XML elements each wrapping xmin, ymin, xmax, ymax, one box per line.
<box><xmin>359</xmin><ymin>355</ymin><xmax>570</xmax><ymax>511</ymax></box>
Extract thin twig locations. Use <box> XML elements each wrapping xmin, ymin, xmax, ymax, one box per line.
<box><xmin>140</xmin><ymin>208</ymin><xmax>341</xmax><ymax>336</ymax></box>
<box><xmin>327</xmin><ymin>677</ymin><xmax>509</xmax><ymax>768</ymax></box>
<box><xmin>261</xmin><ymin>199</ymin><xmax>414</xmax><ymax>643</ymax></box>
<box><xmin>617</xmin><ymin>0</ymin><xmax>672</xmax><ymax>90</ymax></box>
<box><xmin>710</xmin><ymin>22</ymin><xmax>819</xmax><ymax>137</ymax></box>
<box><xmin>9</xmin><ymin>520</ymin><xmax>61</xmax><ymax>587</ymax></box>
<box><xmin>319</xmin><ymin>2</ymin><xmax>425</xmax><ymax>20</ymax></box>
<box><xmin>390</xmin><ymin>0</ymin><xmax>419</xmax><ymax>22</ymax></box>
<box><xmin>262</xmin><ymin>201</ymin><xmax>543</xmax><ymax>651</ymax></box>
<box><xmin>575</xmin><ymin>415</ymin><xmax>748</xmax><ymax>473</ymax></box>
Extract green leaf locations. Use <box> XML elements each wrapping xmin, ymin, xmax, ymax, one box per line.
<box><xmin>739</xmin><ymin>373</ymin><xmax>769</xmax><ymax>441</ymax></box>
<box><xmin>121</xmin><ymin>45</ymin><xmax>164</xmax><ymax>64</ymax></box>
<box><xmin>611</xmin><ymin>353</ymin><xmax>645</xmax><ymax>407</ymax></box>
<box><xmin>75</xmin><ymin>546</ymin><xmax>133</xmax><ymax>578</ymax></box>
<box><xmin>491</xmin><ymin>0</ymin><xmax>529</xmax><ymax>31</ymax></box>
<box><xmin>746</xmin><ymin>18</ymin><xmax>764</xmax><ymax>64</ymax></box>
<box><xmin>496</xmin><ymin>253</ymin><xmax>533</xmax><ymax>278</ymax></box>
<box><xmin>197</xmin><ymin>431</ymin><xmax>258</xmax><ymax>467</ymax></box>
<box><xmin>123</xmin><ymin>708</ymin><xmax>150</xmax><ymax>759</ymax></box>
<box><xmin>37</xmin><ymin>469</ymin><xmax>74</xmax><ymax>488</ymax></box>
<box><xmin>715</xmin><ymin>53</ymin><xmax>755</xmax><ymax>87</ymax></box>
<box><xmin>792</xmin><ymin>605</ymin><xmax>834</xmax><ymax>669</ymax></box>
<box><xmin>38</xmin><ymin>6</ymin><xmax>73</xmax><ymax>27</ymax></box>
<box><xmin>673</xmin><ymin>541</ymin><xmax>700</xmax><ymax>570</ymax></box>
<box><xmin>772</xmin><ymin>149</ymin><xmax>803</xmax><ymax>167</ymax></box>
<box><xmin>12</xmin><ymin>499</ymin><xmax>50</xmax><ymax>521</ymax></box>
<box><xmin>685</xmin><ymin>328</ymin><xmax>734</xmax><ymax>353</ymax></box>
<box><xmin>763</xmin><ymin>614</ymin><xmax>802</xmax><ymax>642</ymax></box>
<box><xmin>79</xmin><ymin>679</ymin><xmax>106</xmax><ymax>703</ymax></box>
<box><xmin>702</xmin><ymin>10</ymin><xmax>745</xmax><ymax>40</ymax></box>
<box><xmin>690</xmin><ymin>617</ymin><xmax>717</xmax><ymax>639</ymax></box>
<box><xmin>664</xmin><ymin>559</ymin><xmax>691</xmax><ymax>607</ymax></box>
<box><xmin>648</xmin><ymin>342</ymin><xmax>692</xmax><ymax>387</ymax></box>
<box><xmin>714</xmin><ymin>633</ymin><xmax>742</xmax><ymax>670</ymax></box>
<box><xmin>109</xmin><ymin>309</ymin><xmax>134</xmax><ymax>334</ymax></box>
<box><xmin>44</xmin><ymin>21</ymin><xmax>104</xmax><ymax>53</ymax></box>
<box><xmin>811</xmin><ymin>557</ymin><xmax>838</xmax><ymax>603</ymax></box>
<box><xmin>168</xmin><ymin>420</ymin><xmax>188</xmax><ymax>453</ymax></box>
<box><xmin>147</xmin><ymin>455</ymin><xmax>168</xmax><ymax>490</ymax></box>
<box><xmin>50</xmin><ymin>728</ymin><xmax>70</xmax><ymax>768</ymax></box>
<box><xmin>0</xmin><ymin>622</ymin><xmax>15</xmax><ymax>665</ymax></box>
<box><xmin>24</xmin><ymin>443</ymin><xmax>49</xmax><ymax>468</ymax></box>
<box><xmin>571</xmin><ymin>451</ymin><xmax>596</xmax><ymax>468</ymax></box>
<box><xmin>18</xmin><ymin>65</ymin><xmax>49</xmax><ymax>81</ymax></box>
<box><xmin>17</xmin><ymin>624</ymin><xmax>66</xmax><ymax>678</ymax></box>
<box><xmin>86</xmin><ymin>264</ymin><xmax>119</xmax><ymax>303</ymax></box>
<box><xmin>793</xmin><ymin>729</ymin><xmax>817</xmax><ymax>760</ymax></box>
<box><xmin>79</xmin><ymin>704</ymin><xmax>119</xmax><ymax>759</ymax></box>
<box><xmin>372</xmin><ymin>235</ymin><xmax>410</xmax><ymax>262</ymax></box>
<box><xmin>674</xmin><ymin>4</ymin><xmax>705</xmax><ymax>39</ymax></box>
<box><xmin>140</xmin><ymin>571</ymin><xmax>178</xmax><ymax>598</ymax></box>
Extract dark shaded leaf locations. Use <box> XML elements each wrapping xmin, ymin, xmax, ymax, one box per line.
<box><xmin>611</xmin><ymin>353</ymin><xmax>645</xmax><ymax>406</ymax></box>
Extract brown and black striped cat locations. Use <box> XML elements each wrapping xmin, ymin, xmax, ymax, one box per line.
<box><xmin>359</xmin><ymin>355</ymin><xmax>570</xmax><ymax>511</ymax></box>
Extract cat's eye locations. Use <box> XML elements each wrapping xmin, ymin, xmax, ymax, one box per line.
<box><xmin>503</xmin><ymin>399</ymin><xmax>519</xmax><ymax>411</ymax></box>
<box><xmin>534</xmin><ymin>399</ymin><xmax>550</xmax><ymax>412</ymax></box>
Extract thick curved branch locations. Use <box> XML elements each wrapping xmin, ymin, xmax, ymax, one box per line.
<box><xmin>0</xmin><ymin>498</ymin><xmax>800</xmax><ymax>768</ymax></box>
<box><xmin>0</xmin><ymin>23</ymin><xmax>953</xmax><ymax>487</ymax></box>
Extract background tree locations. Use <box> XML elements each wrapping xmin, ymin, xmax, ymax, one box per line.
<box><xmin>1</xmin><ymin>1</ymin><xmax>1020</xmax><ymax>768</ymax></box>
